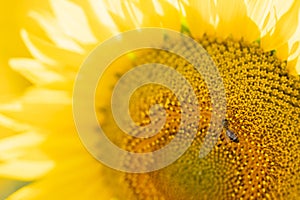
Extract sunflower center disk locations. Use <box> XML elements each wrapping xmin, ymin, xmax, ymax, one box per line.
<box><xmin>96</xmin><ymin>35</ymin><xmax>300</xmax><ymax>199</ymax></box>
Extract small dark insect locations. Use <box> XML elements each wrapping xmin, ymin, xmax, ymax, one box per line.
<box><xmin>222</xmin><ymin>119</ymin><xmax>239</xmax><ymax>143</ymax></box>
<box><xmin>225</xmin><ymin>129</ymin><xmax>239</xmax><ymax>143</ymax></box>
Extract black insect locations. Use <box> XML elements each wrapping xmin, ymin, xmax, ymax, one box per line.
<box><xmin>222</xmin><ymin>119</ymin><xmax>239</xmax><ymax>143</ymax></box>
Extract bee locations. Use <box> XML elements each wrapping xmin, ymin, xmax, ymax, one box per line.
<box><xmin>222</xmin><ymin>119</ymin><xmax>239</xmax><ymax>143</ymax></box>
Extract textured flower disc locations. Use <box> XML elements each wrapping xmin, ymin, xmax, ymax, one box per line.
<box><xmin>96</xmin><ymin>34</ymin><xmax>300</xmax><ymax>200</ymax></box>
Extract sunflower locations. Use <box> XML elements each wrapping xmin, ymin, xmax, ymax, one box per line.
<box><xmin>1</xmin><ymin>0</ymin><xmax>300</xmax><ymax>199</ymax></box>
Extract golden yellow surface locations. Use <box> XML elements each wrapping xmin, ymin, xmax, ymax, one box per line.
<box><xmin>1</xmin><ymin>1</ymin><xmax>300</xmax><ymax>199</ymax></box>
<box><xmin>98</xmin><ymin>35</ymin><xmax>300</xmax><ymax>199</ymax></box>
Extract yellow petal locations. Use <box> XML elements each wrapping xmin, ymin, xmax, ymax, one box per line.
<box><xmin>6</xmin><ymin>156</ymin><xmax>115</xmax><ymax>200</ymax></box>
<box><xmin>0</xmin><ymin>0</ymin><xmax>32</xmax><ymax>98</ymax></box>
<box><xmin>0</xmin><ymin>88</ymin><xmax>72</xmax><ymax>131</ymax></box>
<box><xmin>21</xmin><ymin>29</ymin><xmax>85</xmax><ymax>69</ymax></box>
<box><xmin>9</xmin><ymin>58</ymin><xmax>65</xmax><ymax>86</ymax></box>
<box><xmin>0</xmin><ymin>160</ymin><xmax>54</xmax><ymax>181</ymax></box>
<box><xmin>104</xmin><ymin>0</ymin><xmax>180</xmax><ymax>31</ymax></box>
<box><xmin>255</xmin><ymin>0</ymin><xmax>294</xmax><ymax>36</ymax></box>
<box><xmin>0</xmin><ymin>132</ymin><xmax>53</xmax><ymax>181</ymax></box>
<box><xmin>287</xmin><ymin>41</ymin><xmax>300</xmax><ymax>61</ymax></box>
<box><xmin>180</xmin><ymin>0</ymin><xmax>216</xmax><ymax>37</ymax></box>
<box><xmin>132</xmin><ymin>0</ymin><xmax>181</xmax><ymax>29</ymax></box>
<box><xmin>87</xmin><ymin>0</ymin><xmax>118</xmax><ymax>29</ymax></box>
<box><xmin>28</xmin><ymin>11</ymin><xmax>84</xmax><ymax>53</ymax></box>
<box><xmin>246</xmin><ymin>0</ymin><xmax>273</xmax><ymax>30</ymax></box>
<box><xmin>297</xmin><ymin>59</ymin><xmax>300</xmax><ymax>75</ymax></box>
<box><xmin>40</xmin><ymin>134</ymin><xmax>83</xmax><ymax>160</ymax></box>
<box><xmin>216</xmin><ymin>0</ymin><xmax>260</xmax><ymax>41</ymax></box>
<box><xmin>0</xmin><ymin>132</ymin><xmax>45</xmax><ymax>162</ymax></box>
<box><xmin>0</xmin><ymin>114</ymin><xmax>29</xmax><ymax>133</ymax></box>
<box><xmin>104</xmin><ymin>0</ymin><xmax>138</xmax><ymax>31</ymax></box>
<box><xmin>22</xmin><ymin>88</ymin><xmax>71</xmax><ymax>105</ymax></box>
<box><xmin>76</xmin><ymin>0</ymin><xmax>118</xmax><ymax>43</ymax></box>
<box><xmin>155</xmin><ymin>0</ymin><xmax>181</xmax><ymax>29</ymax></box>
<box><xmin>0</xmin><ymin>65</ymin><xmax>29</xmax><ymax>102</ymax></box>
<box><xmin>287</xmin><ymin>56</ymin><xmax>300</xmax><ymax>75</ymax></box>
<box><xmin>0</xmin><ymin>132</ymin><xmax>43</xmax><ymax>153</ymax></box>
<box><xmin>50</xmin><ymin>0</ymin><xmax>98</xmax><ymax>45</ymax></box>
<box><xmin>261</xmin><ymin>0</ymin><xmax>300</xmax><ymax>51</ymax></box>
<box><xmin>276</xmin><ymin>42</ymin><xmax>289</xmax><ymax>60</ymax></box>
<box><xmin>261</xmin><ymin>10</ymin><xmax>273</xmax><ymax>35</ymax></box>
<box><xmin>273</xmin><ymin>0</ymin><xmax>294</xmax><ymax>18</ymax></box>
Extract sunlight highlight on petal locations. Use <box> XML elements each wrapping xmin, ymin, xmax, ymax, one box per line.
<box><xmin>0</xmin><ymin>132</ymin><xmax>44</xmax><ymax>155</ymax></box>
<box><xmin>77</xmin><ymin>0</ymin><xmax>118</xmax><ymax>42</ymax></box>
<box><xmin>0</xmin><ymin>114</ymin><xmax>29</xmax><ymax>132</ymax></box>
<box><xmin>28</xmin><ymin>11</ymin><xmax>85</xmax><ymax>54</ymax></box>
<box><xmin>88</xmin><ymin>0</ymin><xmax>118</xmax><ymax>28</ymax></box>
<box><xmin>261</xmin><ymin>0</ymin><xmax>300</xmax><ymax>51</ymax></box>
<box><xmin>50</xmin><ymin>0</ymin><xmax>98</xmax><ymax>45</ymax></box>
<box><xmin>246</xmin><ymin>0</ymin><xmax>272</xmax><ymax>28</ymax></box>
<box><xmin>0</xmin><ymin>131</ymin><xmax>54</xmax><ymax>181</ymax></box>
<box><xmin>287</xmin><ymin>56</ymin><xmax>300</xmax><ymax>75</ymax></box>
<box><xmin>21</xmin><ymin>29</ymin><xmax>58</xmax><ymax>66</ymax></box>
<box><xmin>105</xmin><ymin>0</ymin><xmax>140</xmax><ymax>31</ymax></box>
<box><xmin>22</xmin><ymin>89</ymin><xmax>71</xmax><ymax>105</ymax></box>
<box><xmin>0</xmin><ymin>160</ymin><xmax>54</xmax><ymax>181</ymax></box>
<box><xmin>0</xmin><ymin>89</ymin><xmax>72</xmax><ymax>131</ymax></box>
<box><xmin>9</xmin><ymin>58</ymin><xmax>65</xmax><ymax>85</ymax></box>
<box><xmin>289</xmin><ymin>41</ymin><xmax>300</xmax><ymax>60</ymax></box>
<box><xmin>21</xmin><ymin>29</ymin><xmax>85</xmax><ymax>69</ymax></box>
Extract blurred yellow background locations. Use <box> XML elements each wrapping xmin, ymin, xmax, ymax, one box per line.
<box><xmin>0</xmin><ymin>0</ymin><xmax>53</xmax><ymax>101</ymax></box>
<box><xmin>0</xmin><ymin>1</ymin><xmax>41</xmax><ymax>198</ymax></box>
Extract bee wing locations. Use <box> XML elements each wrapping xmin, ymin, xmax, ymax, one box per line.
<box><xmin>225</xmin><ymin>129</ymin><xmax>239</xmax><ymax>143</ymax></box>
